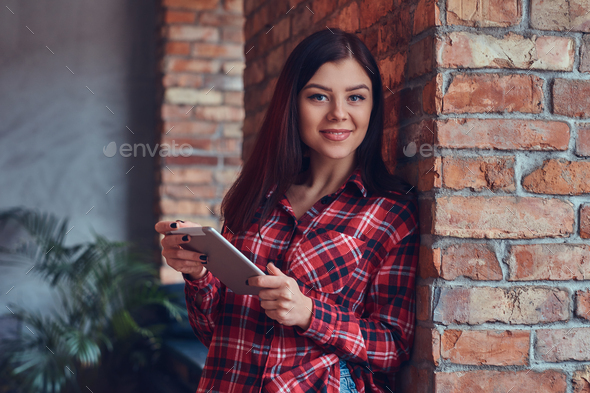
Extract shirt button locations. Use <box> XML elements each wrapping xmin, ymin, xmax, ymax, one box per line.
<box><xmin>321</xmin><ymin>196</ymin><xmax>329</xmax><ymax>204</ymax></box>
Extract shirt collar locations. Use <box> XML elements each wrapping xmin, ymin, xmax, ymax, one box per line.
<box><xmin>265</xmin><ymin>166</ymin><xmax>367</xmax><ymax>200</ymax></box>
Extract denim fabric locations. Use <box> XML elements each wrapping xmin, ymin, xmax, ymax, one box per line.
<box><xmin>339</xmin><ymin>359</ymin><xmax>359</xmax><ymax>393</ymax></box>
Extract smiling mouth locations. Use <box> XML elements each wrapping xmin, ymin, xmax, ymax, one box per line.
<box><xmin>320</xmin><ymin>130</ymin><xmax>352</xmax><ymax>135</ymax></box>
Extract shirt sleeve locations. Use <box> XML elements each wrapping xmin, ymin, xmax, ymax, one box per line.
<box><xmin>294</xmin><ymin>224</ymin><xmax>419</xmax><ymax>374</ymax></box>
<box><xmin>182</xmin><ymin>223</ymin><xmax>228</xmax><ymax>348</ymax></box>
<box><xmin>183</xmin><ymin>270</ymin><xmax>225</xmax><ymax>348</ymax></box>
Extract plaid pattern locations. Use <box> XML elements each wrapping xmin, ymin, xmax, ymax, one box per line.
<box><xmin>183</xmin><ymin>165</ymin><xmax>420</xmax><ymax>393</ymax></box>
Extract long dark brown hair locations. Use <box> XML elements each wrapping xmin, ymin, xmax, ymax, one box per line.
<box><xmin>221</xmin><ymin>27</ymin><xmax>416</xmax><ymax>239</ymax></box>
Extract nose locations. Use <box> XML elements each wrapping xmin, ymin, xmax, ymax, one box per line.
<box><xmin>327</xmin><ymin>99</ymin><xmax>347</xmax><ymax>121</ymax></box>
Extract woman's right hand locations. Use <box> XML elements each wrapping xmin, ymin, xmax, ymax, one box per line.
<box><xmin>155</xmin><ymin>220</ymin><xmax>208</xmax><ymax>280</ymax></box>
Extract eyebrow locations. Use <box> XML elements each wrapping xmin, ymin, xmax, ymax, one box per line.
<box><xmin>302</xmin><ymin>83</ymin><xmax>370</xmax><ymax>92</ymax></box>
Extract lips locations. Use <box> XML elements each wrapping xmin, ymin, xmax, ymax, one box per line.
<box><xmin>320</xmin><ymin>129</ymin><xmax>352</xmax><ymax>134</ymax></box>
<box><xmin>320</xmin><ymin>129</ymin><xmax>352</xmax><ymax>141</ymax></box>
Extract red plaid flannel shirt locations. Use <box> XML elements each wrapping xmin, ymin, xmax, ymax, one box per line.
<box><xmin>183</xmin><ymin>165</ymin><xmax>420</xmax><ymax>393</ymax></box>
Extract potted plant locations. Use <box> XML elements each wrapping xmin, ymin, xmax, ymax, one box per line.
<box><xmin>0</xmin><ymin>207</ymin><xmax>186</xmax><ymax>393</ymax></box>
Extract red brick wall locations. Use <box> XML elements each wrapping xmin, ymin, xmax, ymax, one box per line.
<box><xmin>156</xmin><ymin>0</ymin><xmax>590</xmax><ymax>390</ymax></box>
<box><xmin>400</xmin><ymin>0</ymin><xmax>590</xmax><ymax>392</ymax></box>
<box><xmin>155</xmin><ymin>0</ymin><xmax>245</xmax><ymax>283</ymax></box>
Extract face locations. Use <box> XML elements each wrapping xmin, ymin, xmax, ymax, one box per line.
<box><xmin>297</xmin><ymin>58</ymin><xmax>373</xmax><ymax>164</ymax></box>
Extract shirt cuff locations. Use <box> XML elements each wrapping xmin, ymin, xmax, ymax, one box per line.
<box><xmin>182</xmin><ymin>270</ymin><xmax>220</xmax><ymax>310</ymax></box>
<box><xmin>295</xmin><ymin>298</ymin><xmax>337</xmax><ymax>345</ymax></box>
<box><xmin>182</xmin><ymin>270</ymin><xmax>212</xmax><ymax>289</ymax></box>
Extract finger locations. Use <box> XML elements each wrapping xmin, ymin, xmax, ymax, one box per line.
<box><xmin>160</xmin><ymin>233</ymin><xmax>192</xmax><ymax>249</ymax></box>
<box><xmin>164</xmin><ymin>258</ymin><xmax>205</xmax><ymax>274</ymax></box>
<box><xmin>248</xmin><ymin>275</ymin><xmax>284</xmax><ymax>289</ymax></box>
<box><xmin>259</xmin><ymin>299</ymin><xmax>288</xmax><ymax>311</ymax></box>
<box><xmin>162</xmin><ymin>247</ymin><xmax>207</xmax><ymax>263</ymax></box>
<box><xmin>258</xmin><ymin>288</ymin><xmax>290</xmax><ymax>301</ymax></box>
<box><xmin>155</xmin><ymin>220</ymin><xmax>201</xmax><ymax>234</ymax></box>
<box><xmin>267</xmin><ymin>262</ymin><xmax>286</xmax><ymax>276</ymax></box>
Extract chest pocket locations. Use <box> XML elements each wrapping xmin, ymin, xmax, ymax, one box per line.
<box><xmin>288</xmin><ymin>230</ymin><xmax>367</xmax><ymax>294</ymax></box>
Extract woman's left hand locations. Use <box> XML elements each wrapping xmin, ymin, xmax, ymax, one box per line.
<box><xmin>248</xmin><ymin>262</ymin><xmax>314</xmax><ymax>330</ymax></box>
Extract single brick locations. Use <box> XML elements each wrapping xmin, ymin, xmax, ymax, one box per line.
<box><xmin>166</xmin><ymin>58</ymin><xmax>220</xmax><ymax>73</ymax></box>
<box><xmin>164</xmin><ymin>10</ymin><xmax>196</xmax><ymax>24</ymax></box>
<box><xmin>443</xmin><ymin>74</ymin><xmax>544</xmax><ymax>114</ymax></box>
<box><xmin>161</xmin><ymin>136</ymin><xmax>211</xmax><ymax>151</ymax></box>
<box><xmin>165</xmin><ymin>87</ymin><xmax>223</xmax><ymax>105</ymax></box>
<box><xmin>166</xmin><ymin>25</ymin><xmax>219</xmax><ymax>41</ymax></box>
<box><xmin>434</xmin><ymin>196</ymin><xmax>574</xmax><ymax>239</ymax></box>
<box><xmin>531</xmin><ymin>0</ymin><xmax>590</xmax><ymax>32</ymax></box>
<box><xmin>165</xmin><ymin>41</ymin><xmax>191</xmax><ymax>56</ymax></box>
<box><xmin>522</xmin><ymin>159</ymin><xmax>590</xmax><ymax>195</ymax></box>
<box><xmin>418</xmin><ymin>245</ymin><xmax>441</xmax><ymax>279</ymax></box>
<box><xmin>164</xmin><ymin>155</ymin><xmax>218</xmax><ymax>166</ymax></box>
<box><xmin>194</xmin><ymin>106</ymin><xmax>245</xmax><ymax>122</ymax></box>
<box><xmin>414</xmin><ymin>0</ymin><xmax>440</xmax><ymax>34</ymax></box>
<box><xmin>162</xmin><ymin>73</ymin><xmax>203</xmax><ymax>88</ymax></box>
<box><xmin>161</xmin><ymin>167</ymin><xmax>213</xmax><ymax>184</ymax></box>
<box><xmin>442</xmin><ymin>156</ymin><xmax>515</xmax><ymax>192</ymax></box>
<box><xmin>433</xmin><ymin>286</ymin><xmax>569</xmax><ymax>325</ymax></box>
<box><xmin>581</xmin><ymin>34</ymin><xmax>590</xmax><ymax>73</ymax></box>
<box><xmin>327</xmin><ymin>2</ymin><xmax>360</xmax><ymax>33</ymax></box>
<box><xmin>416</xmin><ymin>284</ymin><xmax>432</xmax><ymax>320</ymax></box>
<box><xmin>438</xmin><ymin>32</ymin><xmax>574</xmax><ymax>71</ymax></box>
<box><xmin>447</xmin><ymin>0</ymin><xmax>521</xmax><ymax>27</ymax></box>
<box><xmin>160</xmin><ymin>198</ymin><xmax>210</xmax><ymax>215</ymax></box>
<box><xmin>161</xmin><ymin>104</ymin><xmax>194</xmax><ymax>120</ymax></box>
<box><xmin>192</xmin><ymin>43</ymin><xmax>243</xmax><ymax>58</ymax></box>
<box><xmin>573</xmin><ymin>366</ymin><xmax>590</xmax><ymax>393</ymax></box>
<box><xmin>437</xmin><ymin>119</ymin><xmax>570</xmax><ymax>150</ymax></box>
<box><xmin>408</xmin><ymin>36</ymin><xmax>434</xmax><ymax>79</ymax></box>
<box><xmin>441</xmin><ymin>330</ymin><xmax>530</xmax><ymax>365</ymax></box>
<box><xmin>423</xmin><ymin>74</ymin><xmax>443</xmax><ymax>114</ymax></box>
<box><xmin>378</xmin><ymin>52</ymin><xmax>407</xmax><ymax>91</ymax></box>
<box><xmin>435</xmin><ymin>370</ymin><xmax>566</xmax><ymax>393</ymax></box>
<box><xmin>581</xmin><ymin>204</ymin><xmax>590</xmax><ymax>239</ymax></box>
<box><xmin>160</xmin><ymin>184</ymin><xmax>216</xmax><ymax>199</ymax></box>
<box><xmin>359</xmin><ymin>0</ymin><xmax>395</xmax><ymax>29</ymax></box>
<box><xmin>162</xmin><ymin>0</ymin><xmax>218</xmax><ymax>10</ymax></box>
<box><xmin>440</xmin><ymin>243</ymin><xmax>503</xmax><ymax>280</ymax></box>
<box><xmin>412</xmin><ymin>326</ymin><xmax>440</xmax><ymax>365</ymax></box>
<box><xmin>536</xmin><ymin>328</ymin><xmax>590</xmax><ymax>362</ymax></box>
<box><xmin>162</xmin><ymin>121</ymin><xmax>217</xmax><ymax>136</ymax></box>
<box><xmin>576</xmin><ymin>124</ymin><xmax>590</xmax><ymax>156</ymax></box>
<box><xmin>576</xmin><ymin>290</ymin><xmax>590</xmax><ymax>321</ymax></box>
<box><xmin>553</xmin><ymin>79</ymin><xmax>590</xmax><ymax>118</ymax></box>
<box><xmin>507</xmin><ymin>244</ymin><xmax>590</xmax><ymax>280</ymax></box>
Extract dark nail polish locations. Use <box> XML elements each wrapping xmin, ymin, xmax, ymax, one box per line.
<box><xmin>245</xmin><ymin>279</ymin><xmax>249</xmax><ymax>286</ymax></box>
<box><xmin>182</xmin><ymin>235</ymin><xmax>189</xmax><ymax>241</ymax></box>
<box><xmin>199</xmin><ymin>254</ymin><xmax>207</xmax><ymax>261</ymax></box>
<box><xmin>177</xmin><ymin>220</ymin><xmax>185</xmax><ymax>223</ymax></box>
<box><xmin>170</xmin><ymin>223</ymin><xmax>177</xmax><ymax>228</ymax></box>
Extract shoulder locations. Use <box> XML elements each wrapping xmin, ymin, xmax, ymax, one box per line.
<box><xmin>362</xmin><ymin>192</ymin><xmax>419</xmax><ymax>251</ymax></box>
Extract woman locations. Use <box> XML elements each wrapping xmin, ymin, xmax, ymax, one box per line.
<box><xmin>156</xmin><ymin>28</ymin><xmax>420</xmax><ymax>393</ymax></box>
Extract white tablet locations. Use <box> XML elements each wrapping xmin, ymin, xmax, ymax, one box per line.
<box><xmin>167</xmin><ymin>226</ymin><xmax>266</xmax><ymax>295</ymax></box>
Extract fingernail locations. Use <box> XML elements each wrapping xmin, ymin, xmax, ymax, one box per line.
<box><xmin>177</xmin><ymin>220</ymin><xmax>185</xmax><ymax>223</ymax></box>
<box><xmin>199</xmin><ymin>255</ymin><xmax>207</xmax><ymax>261</ymax></box>
<box><xmin>182</xmin><ymin>235</ymin><xmax>189</xmax><ymax>241</ymax></box>
<box><xmin>170</xmin><ymin>223</ymin><xmax>177</xmax><ymax>228</ymax></box>
<box><xmin>245</xmin><ymin>279</ymin><xmax>249</xmax><ymax>286</ymax></box>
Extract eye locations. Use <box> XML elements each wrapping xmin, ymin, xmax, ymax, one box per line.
<box><xmin>308</xmin><ymin>94</ymin><xmax>327</xmax><ymax>102</ymax></box>
<box><xmin>308</xmin><ymin>94</ymin><xmax>366</xmax><ymax>102</ymax></box>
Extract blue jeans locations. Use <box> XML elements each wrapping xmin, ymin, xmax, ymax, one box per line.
<box><xmin>339</xmin><ymin>359</ymin><xmax>358</xmax><ymax>392</ymax></box>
